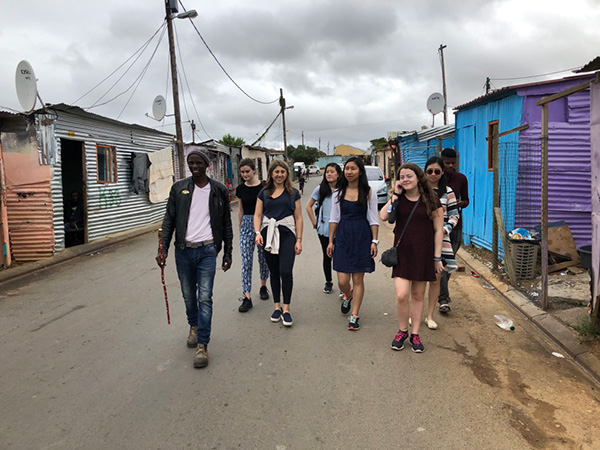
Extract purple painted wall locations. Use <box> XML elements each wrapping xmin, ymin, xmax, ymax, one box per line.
<box><xmin>515</xmin><ymin>76</ymin><xmax>594</xmax><ymax>247</ymax></box>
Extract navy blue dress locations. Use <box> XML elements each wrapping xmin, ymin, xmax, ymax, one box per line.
<box><xmin>332</xmin><ymin>200</ymin><xmax>375</xmax><ymax>274</ymax></box>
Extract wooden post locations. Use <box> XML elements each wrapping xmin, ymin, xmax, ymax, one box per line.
<box><xmin>541</xmin><ymin>103</ymin><xmax>549</xmax><ymax>310</ymax></box>
<box><xmin>492</xmin><ymin>123</ymin><xmax>500</xmax><ymax>270</ymax></box>
<box><xmin>495</xmin><ymin>207</ymin><xmax>517</xmax><ymax>284</ymax></box>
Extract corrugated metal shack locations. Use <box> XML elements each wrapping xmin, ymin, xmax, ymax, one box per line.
<box><xmin>454</xmin><ymin>73</ymin><xmax>596</xmax><ymax>251</ymax></box>
<box><xmin>0</xmin><ymin>104</ymin><xmax>174</xmax><ymax>264</ymax></box>
<box><xmin>397</xmin><ymin>124</ymin><xmax>455</xmax><ymax>169</ymax></box>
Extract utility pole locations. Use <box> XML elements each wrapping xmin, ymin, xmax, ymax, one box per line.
<box><xmin>439</xmin><ymin>44</ymin><xmax>448</xmax><ymax>125</ymax></box>
<box><xmin>318</xmin><ymin>137</ymin><xmax>321</xmax><ymax>152</ymax></box>
<box><xmin>301</xmin><ymin>130</ymin><xmax>304</xmax><ymax>147</ymax></box>
<box><xmin>279</xmin><ymin>88</ymin><xmax>288</xmax><ymax>160</ymax></box>
<box><xmin>166</xmin><ymin>1</ymin><xmax>186</xmax><ymax>179</ymax></box>
<box><xmin>485</xmin><ymin>77</ymin><xmax>491</xmax><ymax>94</ymax></box>
<box><xmin>191</xmin><ymin>120</ymin><xmax>196</xmax><ymax>144</ymax></box>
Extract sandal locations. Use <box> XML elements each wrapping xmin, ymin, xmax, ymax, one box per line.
<box><xmin>424</xmin><ymin>317</ymin><xmax>438</xmax><ymax>330</ymax></box>
<box><xmin>439</xmin><ymin>303</ymin><xmax>451</xmax><ymax>313</ymax></box>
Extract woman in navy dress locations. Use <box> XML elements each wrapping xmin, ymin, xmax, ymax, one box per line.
<box><xmin>380</xmin><ymin>163</ymin><xmax>444</xmax><ymax>353</ymax></box>
<box><xmin>327</xmin><ymin>157</ymin><xmax>379</xmax><ymax>331</ymax></box>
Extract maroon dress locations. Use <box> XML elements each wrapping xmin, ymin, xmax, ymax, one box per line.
<box><xmin>391</xmin><ymin>194</ymin><xmax>436</xmax><ymax>281</ymax></box>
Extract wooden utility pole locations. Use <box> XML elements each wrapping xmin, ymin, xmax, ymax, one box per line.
<box><xmin>280</xmin><ymin>88</ymin><xmax>288</xmax><ymax>161</ymax></box>
<box><xmin>485</xmin><ymin>77</ymin><xmax>491</xmax><ymax>94</ymax></box>
<box><xmin>166</xmin><ymin>2</ymin><xmax>186</xmax><ymax>179</ymax></box>
<box><xmin>301</xmin><ymin>131</ymin><xmax>304</xmax><ymax>147</ymax></box>
<box><xmin>439</xmin><ymin>44</ymin><xmax>448</xmax><ymax>125</ymax></box>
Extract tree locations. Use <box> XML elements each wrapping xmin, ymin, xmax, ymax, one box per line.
<box><xmin>219</xmin><ymin>134</ymin><xmax>245</xmax><ymax>147</ymax></box>
<box><xmin>370</xmin><ymin>137</ymin><xmax>388</xmax><ymax>152</ymax></box>
<box><xmin>287</xmin><ymin>145</ymin><xmax>321</xmax><ymax>165</ymax></box>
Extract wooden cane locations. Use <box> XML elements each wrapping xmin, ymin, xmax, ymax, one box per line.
<box><xmin>158</xmin><ymin>229</ymin><xmax>171</xmax><ymax>324</ymax></box>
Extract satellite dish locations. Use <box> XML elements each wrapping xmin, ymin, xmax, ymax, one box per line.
<box><xmin>152</xmin><ymin>95</ymin><xmax>167</xmax><ymax>121</ymax></box>
<box><xmin>15</xmin><ymin>60</ymin><xmax>38</xmax><ymax>112</ymax></box>
<box><xmin>426</xmin><ymin>92</ymin><xmax>445</xmax><ymax>115</ymax></box>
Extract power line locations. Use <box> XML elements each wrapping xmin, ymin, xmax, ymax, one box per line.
<box><xmin>302</xmin><ymin>115</ymin><xmax>431</xmax><ymax>132</ymax></box>
<box><xmin>490</xmin><ymin>66</ymin><xmax>583</xmax><ymax>82</ymax></box>
<box><xmin>73</xmin><ymin>21</ymin><xmax>167</xmax><ymax>105</ymax></box>
<box><xmin>178</xmin><ymin>1</ymin><xmax>279</xmax><ymax>105</ymax></box>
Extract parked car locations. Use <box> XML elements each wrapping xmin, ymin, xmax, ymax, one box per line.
<box><xmin>307</xmin><ymin>165</ymin><xmax>320</xmax><ymax>175</ymax></box>
<box><xmin>293</xmin><ymin>162</ymin><xmax>306</xmax><ymax>176</ymax></box>
<box><xmin>364</xmin><ymin>165</ymin><xmax>388</xmax><ymax>209</ymax></box>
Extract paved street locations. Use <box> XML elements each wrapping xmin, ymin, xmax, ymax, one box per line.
<box><xmin>1</xmin><ymin>176</ymin><xmax>600</xmax><ymax>450</ymax></box>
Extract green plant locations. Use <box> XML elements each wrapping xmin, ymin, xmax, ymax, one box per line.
<box><xmin>574</xmin><ymin>316</ymin><xmax>597</xmax><ymax>337</ymax></box>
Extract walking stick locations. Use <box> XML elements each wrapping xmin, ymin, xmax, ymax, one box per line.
<box><xmin>158</xmin><ymin>229</ymin><xmax>171</xmax><ymax>324</ymax></box>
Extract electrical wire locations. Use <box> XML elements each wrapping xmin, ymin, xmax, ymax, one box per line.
<box><xmin>86</xmin><ymin>23</ymin><xmax>167</xmax><ymax>110</ymax></box>
<box><xmin>251</xmin><ymin>111</ymin><xmax>282</xmax><ymax>146</ymax></box>
<box><xmin>178</xmin><ymin>1</ymin><xmax>279</xmax><ymax>105</ymax></box>
<box><xmin>173</xmin><ymin>20</ymin><xmax>212</xmax><ymax>140</ymax></box>
<box><xmin>73</xmin><ymin>21</ymin><xmax>167</xmax><ymax>105</ymax></box>
<box><xmin>490</xmin><ymin>66</ymin><xmax>583</xmax><ymax>81</ymax></box>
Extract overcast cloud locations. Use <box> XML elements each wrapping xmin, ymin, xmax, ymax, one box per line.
<box><xmin>1</xmin><ymin>0</ymin><xmax>599</xmax><ymax>152</ymax></box>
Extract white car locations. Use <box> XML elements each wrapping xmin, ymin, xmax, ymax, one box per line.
<box><xmin>364</xmin><ymin>165</ymin><xmax>388</xmax><ymax>209</ymax></box>
<box><xmin>307</xmin><ymin>165</ymin><xmax>321</xmax><ymax>175</ymax></box>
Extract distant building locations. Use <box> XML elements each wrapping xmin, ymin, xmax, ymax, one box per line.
<box><xmin>334</xmin><ymin>144</ymin><xmax>367</xmax><ymax>156</ymax></box>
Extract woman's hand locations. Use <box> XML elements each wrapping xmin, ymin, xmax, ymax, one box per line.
<box><xmin>255</xmin><ymin>233</ymin><xmax>263</xmax><ymax>247</ymax></box>
<box><xmin>394</xmin><ymin>181</ymin><xmax>403</xmax><ymax>195</ymax></box>
<box><xmin>434</xmin><ymin>260</ymin><xmax>445</xmax><ymax>274</ymax></box>
<box><xmin>370</xmin><ymin>243</ymin><xmax>378</xmax><ymax>259</ymax></box>
<box><xmin>295</xmin><ymin>239</ymin><xmax>302</xmax><ymax>255</ymax></box>
<box><xmin>326</xmin><ymin>242</ymin><xmax>334</xmax><ymax>258</ymax></box>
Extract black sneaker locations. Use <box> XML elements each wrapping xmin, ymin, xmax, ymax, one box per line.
<box><xmin>323</xmin><ymin>282</ymin><xmax>333</xmax><ymax>294</ymax></box>
<box><xmin>282</xmin><ymin>312</ymin><xmax>293</xmax><ymax>327</ymax></box>
<box><xmin>439</xmin><ymin>303</ymin><xmax>451</xmax><ymax>313</ymax></box>
<box><xmin>348</xmin><ymin>315</ymin><xmax>360</xmax><ymax>331</ymax></box>
<box><xmin>410</xmin><ymin>334</ymin><xmax>424</xmax><ymax>353</ymax></box>
<box><xmin>341</xmin><ymin>293</ymin><xmax>353</xmax><ymax>315</ymax></box>
<box><xmin>391</xmin><ymin>329</ymin><xmax>409</xmax><ymax>351</ymax></box>
<box><xmin>270</xmin><ymin>309</ymin><xmax>283</xmax><ymax>322</ymax></box>
<box><xmin>238</xmin><ymin>297</ymin><xmax>253</xmax><ymax>313</ymax></box>
<box><xmin>259</xmin><ymin>286</ymin><xmax>270</xmax><ymax>300</ymax></box>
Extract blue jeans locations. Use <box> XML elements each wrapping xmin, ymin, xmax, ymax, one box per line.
<box><xmin>175</xmin><ymin>245</ymin><xmax>217</xmax><ymax>345</ymax></box>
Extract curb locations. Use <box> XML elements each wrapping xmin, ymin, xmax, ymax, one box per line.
<box><xmin>457</xmin><ymin>248</ymin><xmax>600</xmax><ymax>385</ymax></box>
<box><xmin>0</xmin><ymin>221</ymin><xmax>162</xmax><ymax>285</ymax></box>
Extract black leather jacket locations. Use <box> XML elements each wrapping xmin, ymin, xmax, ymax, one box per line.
<box><xmin>160</xmin><ymin>177</ymin><xmax>233</xmax><ymax>260</ymax></box>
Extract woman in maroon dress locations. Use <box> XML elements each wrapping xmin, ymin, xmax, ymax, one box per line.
<box><xmin>379</xmin><ymin>163</ymin><xmax>444</xmax><ymax>353</ymax></box>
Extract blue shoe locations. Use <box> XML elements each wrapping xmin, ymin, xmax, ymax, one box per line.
<box><xmin>270</xmin><ymin>309</ymin><xmax>283</xmax><ymax>322</ymax></box>
<box><xmin>282</xmin><ymin>312</ymin><xmax>293</xmax><ymax>327</ymax></box>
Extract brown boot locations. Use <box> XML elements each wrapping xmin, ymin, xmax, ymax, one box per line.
<box><xmin>187</xmin><ymin>326</ymin><xmax>197</xmax><ymax>348</ymax></box>
<box><xmin>193</xmin><ymin>344</ymin><xmax>208</xmax><ymax>368</ymax></box>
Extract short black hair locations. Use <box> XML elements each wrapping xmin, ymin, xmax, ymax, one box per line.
<box><xmin>441</xmin><ymin>148</ymin><xmax>457</xmax><ymax>158</ymax></box>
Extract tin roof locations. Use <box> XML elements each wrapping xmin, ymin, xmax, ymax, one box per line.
<box><xmin>416</xmin><ymin>124</ymin><xmax>455</xmax><ymax>142</ymax></box>
<box><xmin>454</xmin><ymin>73</ymin><xmax>596</xmax><ymax>111</ymax></box>
<box><xmin>574</xmin><ymin>56</ymin><xmax>600</xmax><ymax>73</ymax></box>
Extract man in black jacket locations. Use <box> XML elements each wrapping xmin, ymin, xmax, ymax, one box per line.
<box><xmin>157</xmin><ymin>149</ymin><xmax>233</xmax><ymax>368</ymax></box>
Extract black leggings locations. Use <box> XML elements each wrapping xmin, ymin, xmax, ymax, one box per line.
<box><xmin>263</xmin><ymin>227</ymin><xmax>296</xmax><ymax>304</ymax></box>
<box><xmin>318</xmin><ymin>234</ymin><xmax>332</xmax><ymax>283</ymax></box>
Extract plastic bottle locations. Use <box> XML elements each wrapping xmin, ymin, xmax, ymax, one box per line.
<box><xmin>494</xmin><ymin>314</ymin><xmax>515</xmax><ymax>331</ymax></box>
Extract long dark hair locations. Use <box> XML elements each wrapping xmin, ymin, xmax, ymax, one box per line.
<box><xmin>398</xmin><ymin>162</ymin><xmax>440</xmax><ymax>219</ymax></box>
<box><xmin>337</xmin><ymin>157</ymin><xmax>370</xmax><ymax>204</ymax></box>
<box><xmin>425</xmin><ymin>156</ymin><xmax>447</xmax><ymax>199</ymax></box>
<box><xmin>316</xmin><ymin>163</ymin><xmax>342</xmax><ymax>218</ymax></box>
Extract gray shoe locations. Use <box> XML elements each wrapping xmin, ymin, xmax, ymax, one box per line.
<box><xmin>194</xmin><ymin>344</ymin><xmax>208</xmax><ymax>368</ymax></box>
<box><xmin>187</xmin><ymin>326</ymin><xmax>197</xmax><ymax>348</ymax></box>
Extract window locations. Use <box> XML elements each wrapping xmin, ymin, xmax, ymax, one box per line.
<box><xmin>97</xmin><ymin>145</ymin><xmax>117</xmax><ymax>183</ymax></box>
<box><xmin>487</xmin><ymin>120</ymin><xmax>499</xmax><ymax>172</ymax></box>
<box><xmin>365</xmin><ymin>166</ymin><xmax>384</xmax><ymax>181</ymax></box>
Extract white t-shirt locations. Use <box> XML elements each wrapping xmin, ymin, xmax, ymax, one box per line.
<box><xmin>185</xmin><ymin>184</ymin><xmax>213</xmax><ymax>243</ymax></box>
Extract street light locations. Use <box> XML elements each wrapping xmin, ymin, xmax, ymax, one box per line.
<box><xmin>166</xmin><ymin>4</ymin><xmax>198</xmax><ymax>178</ymax></box>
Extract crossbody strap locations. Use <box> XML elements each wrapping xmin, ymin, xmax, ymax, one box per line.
<box><xmin>394</xmin><ymin>197</ymin><xmax>421</xmax><ymax>248</ymax></box>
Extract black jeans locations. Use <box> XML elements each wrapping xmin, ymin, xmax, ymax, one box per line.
<box><xmin>318</xmin><ymin>234</ymin><xmax>333</xmax><ymax>283</ymax></box>
<box><xmin>263</xmin><ymin>227</ymin><xmax>296</xmax><ymax>305</ymax></box>
<box><xmin>439</xmin><ymin>227</ymin><xmax>462</xmax><ymax>303</ymax></box>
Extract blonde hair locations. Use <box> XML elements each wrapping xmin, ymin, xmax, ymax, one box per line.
<box><xmin>264</xmin><ymin>160</ymin><xmax>295</xmax><ymax>196</ymax></box>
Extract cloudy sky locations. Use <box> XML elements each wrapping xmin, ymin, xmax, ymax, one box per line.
<box><xmin>1</xmin><ymin>0</ymin><xmax>599</xmax><ymax>152</ymax></box>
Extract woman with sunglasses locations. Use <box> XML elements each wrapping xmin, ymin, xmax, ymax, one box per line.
<box><xmin>423</xmin><ymin>157</ymin><xmax>459</xmax><ymax>328</ymax></box>
<box><xmin>380</xmin><ymin>163</ymin><xmax>443</xmax><ymax>352</ymax></box>
<box><xmin>306</xmin><ymin>163</ymin><xmax>342</xmax><ymax>294</ymax></box>
<box><xmin>327</xmin><ymin>157</ymin><xmax>379</xmax><ymax>331</ymax></box>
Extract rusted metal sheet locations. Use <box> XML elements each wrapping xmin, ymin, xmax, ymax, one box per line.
<box><xmin>6</xmin><ymin>181</ymin><xmax>54</xmax><ymax>261</ymax></box>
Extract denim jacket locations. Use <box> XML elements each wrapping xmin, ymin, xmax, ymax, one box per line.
<box><xmin>160</xmin><ymin>177</ymin><xmax>233</xmax><ymax>260</ymax></box>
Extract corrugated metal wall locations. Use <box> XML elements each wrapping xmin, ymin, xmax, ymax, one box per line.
<box><xmin>455</xmin><ymin>95</ymin><xmax>524</xmax><ymax>250</ymax></box>
<box><xmin>52</xmin><ymin>108</ymin><xmax>174</xmax><ymax>247</ymax></box>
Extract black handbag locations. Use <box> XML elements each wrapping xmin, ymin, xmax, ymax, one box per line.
<box><xmin>380</xmin><ymin>198</ymin><xmax>421</xmax><ymax>267</ymax></box>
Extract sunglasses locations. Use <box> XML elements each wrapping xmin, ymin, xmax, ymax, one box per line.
<box><xmin>426</xmin><ymin>168</ymin><xmax>442</xmax><ymax>175</ymax></box>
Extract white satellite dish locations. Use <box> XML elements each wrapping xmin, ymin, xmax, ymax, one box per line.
<box><xmin>15</xmin><ymin>60</ymin><xmax>38</xmax><ymax>112</ymax></box>
<box><xmin>152</xmin><ymin>95</ymin><xmax>167</xmax><ymax>121</ymax></box>
<box><xmin>426</xmin><ymin>92</ymin><xmax>445</xmax><ymax>115</ymax></box>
